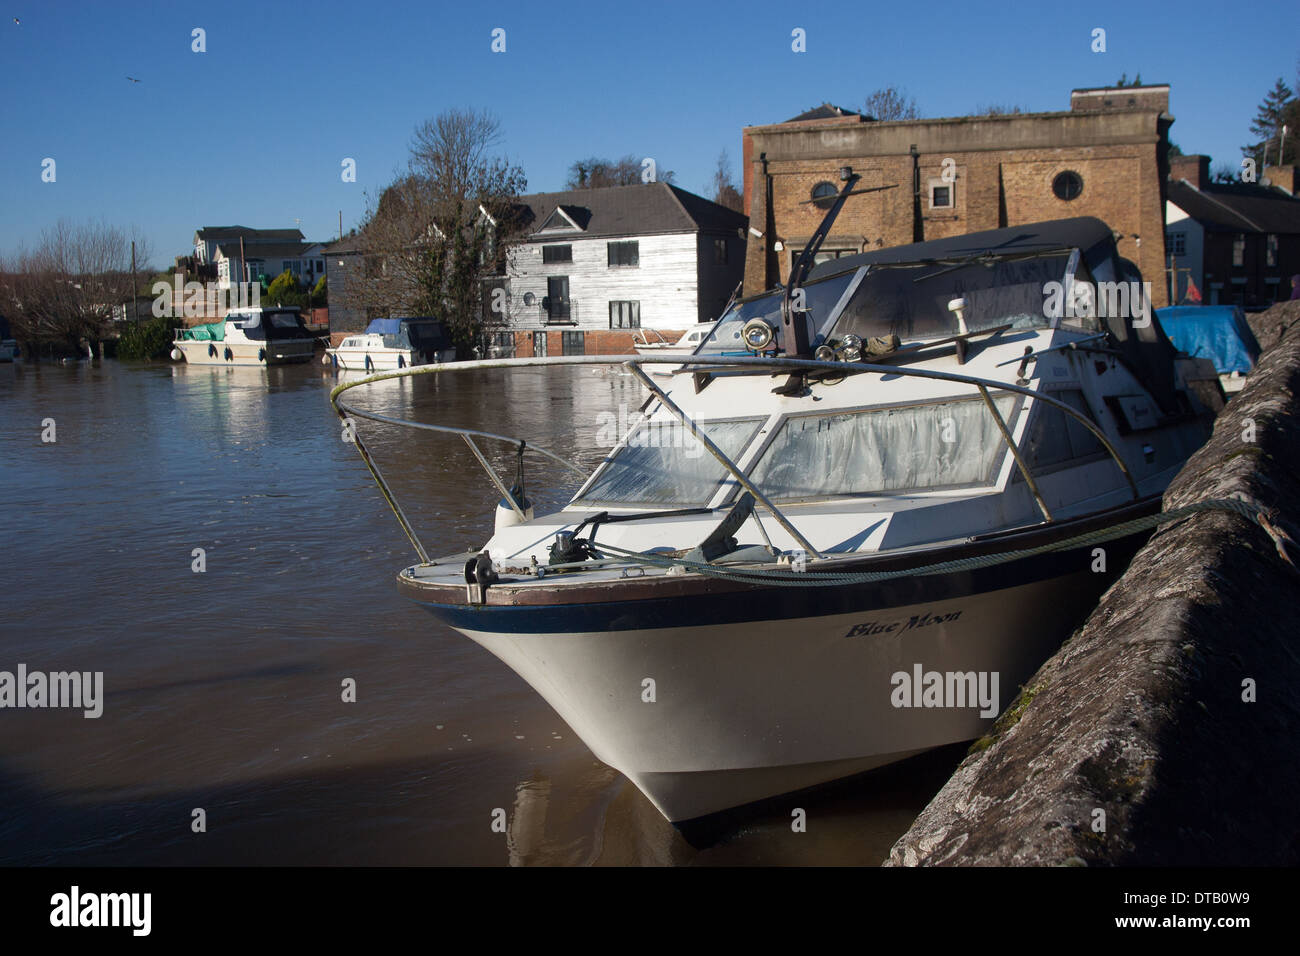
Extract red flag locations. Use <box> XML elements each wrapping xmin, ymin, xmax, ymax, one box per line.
<box><xmin>1184</xmin><ymin>275</ymin><xmax>1202</xmax><ymax>304</ymax></box>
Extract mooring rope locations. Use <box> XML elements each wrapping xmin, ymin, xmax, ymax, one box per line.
<box><xmin>580</xmin><ymin>497</ymin><xmax>1296</xmax><ymax>588</ymax></box>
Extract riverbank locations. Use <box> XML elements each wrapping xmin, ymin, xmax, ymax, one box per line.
<box><xmin>886</xmin><ymin>300</ymin><xmax>1300</xmax><ymax>866</ymax></box>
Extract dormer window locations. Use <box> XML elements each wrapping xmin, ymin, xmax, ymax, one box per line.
<box><xmin>537</xmin><ymin>206</ymin><xmax>584</xmax><ymax>233</ymax></box>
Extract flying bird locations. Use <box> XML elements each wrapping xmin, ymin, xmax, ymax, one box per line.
<box><xmin>126</xmin><ymin>76</ymin><xmax>141</xmax><ymax>83</ymax></box>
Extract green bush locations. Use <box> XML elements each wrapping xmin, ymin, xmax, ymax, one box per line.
<box><xmin>312</xmin><ymin>275</ymin><xmax>327</xmax><ymax>304</ymax></box>
<box><xmin>117</xmin><ymin>315</ymin><xmax>185</xmax><ymax>361</ymax></box>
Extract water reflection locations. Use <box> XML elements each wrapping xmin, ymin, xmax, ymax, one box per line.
<box><xmin>0</xmin><ymin>360</ymin><xmax>958</xmax><ymax>866</ymax></box>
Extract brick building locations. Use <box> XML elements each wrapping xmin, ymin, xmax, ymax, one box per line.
<box><xmin>1165</xmin><ymin>155</ymin><xmax>1300</xmax><ymax>307</ymax></box>
<box><xmin>742</xmin><ymin>86</ymin><xmax>1175</xmax><ymax>307</ymax></box>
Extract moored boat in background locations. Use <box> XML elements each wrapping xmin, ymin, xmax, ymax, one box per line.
<box><xmin>171</xmin><ymin>306</ymin><xmax>315</xmax><ymax>366</ymax></box>
<box><xmin>324</xmin><ymin>317</ymin><xmax>455</xmax><ymax>371</ymax></box>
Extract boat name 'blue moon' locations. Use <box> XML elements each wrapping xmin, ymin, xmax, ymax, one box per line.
<box><xmin>842</xmin><ymin>609</ymin><xmax>963</xmax><ymax>639</ymax></box>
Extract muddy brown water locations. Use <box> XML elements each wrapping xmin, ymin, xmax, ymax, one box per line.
<box><xmin>0</xmin><ymin>359</ymin><xmax>963</xmax><ymax>865</ymax></box>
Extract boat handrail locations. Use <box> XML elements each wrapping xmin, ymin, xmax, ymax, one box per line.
<box><xmin>330</xmin><ymin>353</ymin><xmax>1139</xmax><ymax>564</ymax></box>
<box><xmin>632</xmin><ymin>328</ymin><xmax>670</xmax><ymax>347</ymax></box>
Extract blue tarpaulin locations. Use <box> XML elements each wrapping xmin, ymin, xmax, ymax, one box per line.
<box><xmin>1155</xmin><ymin>306</ymin><xmax>1260</xmax><ymax>375</ymax></box>
<box><xmin>364</xmin><ymin>319</ymin><xmax>405</xmax><ymax>335</ymax></box>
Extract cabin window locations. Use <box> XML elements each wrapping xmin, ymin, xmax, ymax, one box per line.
<box><xmin>608</xmin><ymin>241</ymin><xmax>639</xmax><ymax>267</ymax></box>
<box><xmin>1232</xmin><ymin>235</ymin><xmax>1245</xmax><ymax>267</ymax></box>
<box><xmin>746</xmin><ymin>395</ymin><xmax>1018</xmax><ymax>501</ymax></box>
<box><xmin>714</xmin><ymin>239</ymin><xmax>728</xmax><ymax>265</ymax></box>
<box><xmin>1019</xmin><ymin>390</ymin><xmax>1105</xmax><ymax>472</ymax></box>
<box><xmin>609</xmin><ymin>301</ymin><xmax>641</xmax><ymax>329</ymax></box>
<box><xmin>542</xmin><ymin>244</ymin><xmax>573</xmax><ymax>263</ymax></box>
<box><xmin>576</xmin><ymin>419</ymin><xmax>763</xmax><ymax>506</ymax></box>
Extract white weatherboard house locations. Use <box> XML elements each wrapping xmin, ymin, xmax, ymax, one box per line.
<box><xmin>492</xmin><ymin>183</ymin><xmax>747</xmax><ymax>355</ymax></box>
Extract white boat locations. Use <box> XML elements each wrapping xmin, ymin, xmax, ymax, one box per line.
<box><xmin>334</xmin><ymin>211</ymin><xmax>1223</xmax><ymax>823</ymax></box>
<box><xmin>324</xmin><ymin>317</ymin><xmax>456</xmax><ymax>371</ymax></box>
<box><xmin>632</xmin><ymin>324</ymin><xmax>716</xmax><ymax>356</ymax></box>
<box><xmin>171</xmin><ymin>307</ymin><xmax>316</xmax><ymax>366</ymax></box>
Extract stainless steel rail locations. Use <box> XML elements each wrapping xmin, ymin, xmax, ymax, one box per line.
<box><xmin>329</xmin><ymin>352</ymin><xmax>1139</xmax><ymax>564</ymax></box>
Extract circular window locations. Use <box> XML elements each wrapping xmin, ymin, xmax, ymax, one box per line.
<box><xmin>1053</xmin><ymin>171</ymin><xmax>1084</xmax><ymax>201</ymax></box>
<box><xmin>810</xmin><ymin>181</ymin><xmax>838</xmax><ymax>210</ymax></box>
<box><xmin>523</xmin><ymin>291</ymin><xmax>536</xmax><ymax>306</ymax></box>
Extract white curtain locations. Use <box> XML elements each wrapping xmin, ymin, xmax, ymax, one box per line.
<box><xmin>749</xmin><ymin>396</ymin><xmax>1018</xmax><ymax>499</ymax></box>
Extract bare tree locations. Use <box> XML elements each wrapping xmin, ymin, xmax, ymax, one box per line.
<box><xmin>0</xmin><ymin>220</ymin><xmax>152</xmax><ymax>356</ymax></box>
<box><xmin>863</xmin><ymin>86</ymin><xmax>919</xmax><ymax>121</ymax></box>
<box><xmin>972</xmin><ymin>104</ymin><xmax>1029</xmax><ymax>116</ymax></box>
<box><xmin>344</xmin><ymin>109</ymin><xmax>527</xmax><ymax>350</ymax></box>
<box><xmin>565</xmin><ymin>154</ymin><xmax>676</xmax><ymax>189</ymax></box>
<box><xmin>711</xmin><ymin>149</ymin><xmax>743</xmax><ymax>212</ymax></box>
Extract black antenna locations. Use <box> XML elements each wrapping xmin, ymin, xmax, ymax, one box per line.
<box><xmin>781</xmin><ymin>167</ymin><xmax>860</xmax><ymax>356</ymax></box>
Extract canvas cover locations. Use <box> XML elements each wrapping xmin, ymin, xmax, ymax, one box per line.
<box><xmin>178</xmin><ymin>320</ymin><xmax>225</xmax><ymax>341</ymax></box>
<box><xmin>1156</xmin><ymin>306</ymin><xmax>1260</xmax><ymax>375</ymax></box>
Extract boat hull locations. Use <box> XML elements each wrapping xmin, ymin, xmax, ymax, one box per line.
<box><xmin>175</xmin><ymin>339</ymin><xmax>314</xmax><ymax>366</ymax></box>
<box><xmin>409</xmin><ymin>527</ymin><xmax>1146</xmax><ymax>822</ymax></box>
<box><xmin>326</xmin><ymin>348</ymin><xmax>420</xmax><ymax>371</ymax></box>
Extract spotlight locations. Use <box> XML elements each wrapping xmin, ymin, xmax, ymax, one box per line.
<box><xmin>836</xmin><ymin>333</ymin><xmax>863</xmax><ymax>362</ymax></box>
<box><xmin>814</xmin><ymin>344</ymin><xmax>837</xmax><ymax>362</ymax></box>
<box><xmin>742</xmin><ymin>318</ymin><xmax>776</xmax><ymax>352</ymax></box>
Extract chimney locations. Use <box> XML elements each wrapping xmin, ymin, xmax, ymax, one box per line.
<box><xmin>1170</xmin><ymin>154</ymin><xmax>1210</xmax><ymax>190</ymax></box>
<box><xmin>1263</xmin><ymin>165</ymin><xmax>1297</xmax><ymax>196</ymax></box>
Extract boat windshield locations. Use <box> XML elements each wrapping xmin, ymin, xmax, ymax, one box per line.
<box><xmin>829</xmin><ymin>253</ymin><xmax>1092</xmax><ymax>341</ymax></box>
<box><xmin>574</xmin><ymin>418</ymin><xmax>763</xmax><ymax>506</ymax></box>
<box><xmin>695</xmin><ymin>271</ymin><xmax>858</xmax><ymax>355</ymax></box>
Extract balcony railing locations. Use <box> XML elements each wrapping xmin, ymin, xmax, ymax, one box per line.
<box><xmin>540</xmin><ymin>298</ymin><xmax>578</xmax><ymax>325</ymax></box>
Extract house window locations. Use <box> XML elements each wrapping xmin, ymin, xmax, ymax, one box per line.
<box><xmin>542</xmin><ymin>244</ymin><xmax>573</xmax><ymax>263</ymax></box>
<box><xmin>610</xmin><ymin>301</ymin><xmax>641</xmax><ymax>329</ymax></box>
<box><xmin>1232</xmin><ymin>235</ymin><xmax>1245</xmax><ymax>267</ymax></box>
<box><xmin>1052</xmin><ymin>171</ymin><xmax>1084</xmax><ymax>201</ymax></box>
<box><xmin>608</xmin><ymin>241</ymin><xmax>639</xmax><ymax>267</ymax></box>
<box><xmin>316</xmin><ymin>259</ymin><xmax>324</xmax><ymax>272</ymax></box>
<box><xmin>1166</xmin><ymin>232</ymin><xmax>1186</xmax><ymax>257</ymax></box>
<box><xmin>562</xmin><ymin>331</ymin><xmax>585</xmax><ymax>355</ymax></box>
<box><xmin>714</xmin><ymin>239</ymin><xmax>728</xmax><ymax>265</ymax></box>
<box><xmin>1266</xmin><ymin>234</ymin><xmax>1277</xmax><ymax>267</ymax></box>
<box><xmin>929</xmin><ymin>181</ymin><xmax>953</xmax><ymax>209</ymax></box>
<box><xmin>810</xmin><ymin>181</ymin><xmax>837</xmax><ymax>210</ymax></box>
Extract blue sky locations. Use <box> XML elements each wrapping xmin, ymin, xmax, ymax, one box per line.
<box><xmin>1</xmin><ymin>0</ymin><xmax>1295</xmax><ymax>267</ymax></box>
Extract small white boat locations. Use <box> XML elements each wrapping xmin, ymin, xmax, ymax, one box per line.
<box><xmin>632</xmin><ymin>324</ymin><xmax>715</xmax><ymax>356</ymax></box>
<box><xmin>325</xmin><ymin>317</ymin><xmax>455</xmax><ymax>371</ymax></box>
<box><xmin>335</xmin><ymin>213</ymin><xmax>1224</xmax><ymax>823</ymax></box>
<box><xmin>171</xmin><ymin>307</ymin><xmax>315</xmax><ymax>366</ymax></box>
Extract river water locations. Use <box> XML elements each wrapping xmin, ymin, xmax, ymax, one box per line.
<box><xmin>0</xmin><ymin>359</ymin><xmax>963</xmax><ymax>865</ymax></box>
